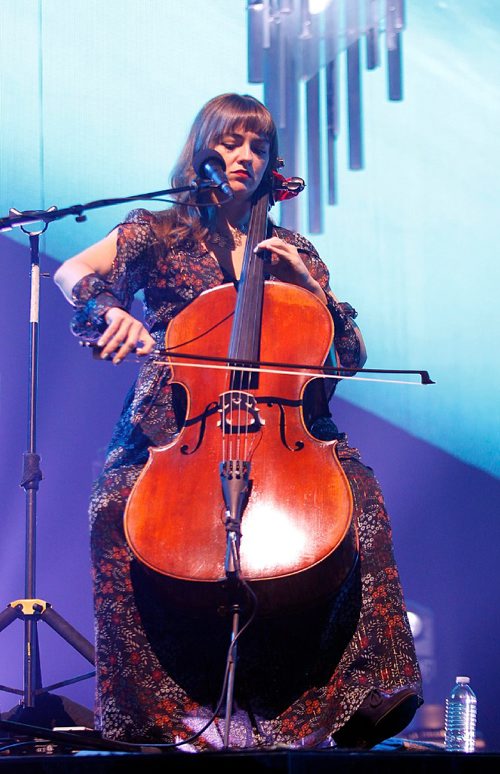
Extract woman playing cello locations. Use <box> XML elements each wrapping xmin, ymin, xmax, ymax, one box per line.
<box><xmin>54</xmin><ymin>92</ymin><xmax>422</xmax><ymax>750</ymax></box>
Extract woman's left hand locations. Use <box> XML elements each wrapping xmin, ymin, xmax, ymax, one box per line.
<box><xmin>254</xmin><ymin>237</ymin><xmax>326</xmax><ymax>303</ymax></box>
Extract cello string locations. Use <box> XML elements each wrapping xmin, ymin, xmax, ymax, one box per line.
<box><xmin>236</xmin><ymin>223</ymin><xmax>255</xmax><ymax>464</ymax></box>
<box><xmin>237</xmin><ymin>242</ymin><xmax>252</xmax><ymax>464</ymax></box>
<box><xmin>242</xmin><ymin>219</ymin><xmax>266</xmax><ymax>461</ymax></box>
<box><xmin>221</xmin><ymin>373</ymin><xmax>227</xmax><ymax>472</ymax></box>
<box><xmin>234</xmin><ymin>387</ymin><xmax>240</xmax><ymax>466</ymax></box>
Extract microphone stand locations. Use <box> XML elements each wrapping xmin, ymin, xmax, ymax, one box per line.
<box><xmin>0</xmin><ymin>180</ymin><xmax>210</xmax><ymax>734</ymax></box>
<box><xmin>0</xmin><ymin>181</ymin><xmax>209</xmax><ymax>233</ymax></box>
<box><xmin>0</xmin><ymin>219</ymin><xmax>95</xmax><ymax>725</ymax></box>
<box><xmin>219</xmin><ymin>460</ymin><xmax>251</xmax><ymax>748</ymax></box>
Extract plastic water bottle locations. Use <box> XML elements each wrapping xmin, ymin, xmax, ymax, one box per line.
<box><xmin>444</xmin><ymin>676</ymin><xmax>477</xmax><ymax>752</ymax></box>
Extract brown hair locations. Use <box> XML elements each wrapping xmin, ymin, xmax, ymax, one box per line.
<box><xmin>154</xmin><ymin>93</ymin><xmax>279</xmax><ymax>245</ymax></box>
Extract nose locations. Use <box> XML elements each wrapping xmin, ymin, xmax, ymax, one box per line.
<box><xmin>236</xmin><ymin>142</ymin><xmax>253</xmax><ymax>164</ymax></box>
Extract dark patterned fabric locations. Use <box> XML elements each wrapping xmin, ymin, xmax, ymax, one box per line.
<box><xmin>71</xmin><ymin>208</ymin><xmax>422</xmax><ymax>749</ymax></box>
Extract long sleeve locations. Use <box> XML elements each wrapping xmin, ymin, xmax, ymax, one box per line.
<box><xmin>69</xmin><ymin>209</ymin><xmax>158</xmax><ymax>342</ymax></box>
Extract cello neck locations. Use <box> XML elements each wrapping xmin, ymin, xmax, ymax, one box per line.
<box><xmin>228</xmin><ymin>191</ymin><xmax>270</xmax><ymax>365</ymax></box>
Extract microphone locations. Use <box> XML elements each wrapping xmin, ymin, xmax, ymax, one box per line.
<box><xmin>193</xmin><ymin>148</ymin><xmax>233</xmax><ymax>199</ymax></box>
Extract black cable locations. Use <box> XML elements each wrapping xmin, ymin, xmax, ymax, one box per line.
<box><xmin>132</xmin><ymin>578</ymin><xmax>258</xmax><ymax>751</ymax></box>
<box><xmin>0</xmin><ymin>740</ymin><xmax>45</xmax><ymax>754</ymax></box>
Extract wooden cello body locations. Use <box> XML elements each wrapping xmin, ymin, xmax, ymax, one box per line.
<box><xmin>124</xmin><ymin>188</ymin><xmax>358</xmax><ymax>614</ymax></box>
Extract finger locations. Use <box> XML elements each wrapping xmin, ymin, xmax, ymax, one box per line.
<box><xmin>97</xmin><ymin>317</ymin><xmax>124</xmax><ymax>348</ymax></box>
<box><xmin>111</xmin><ymin>340</ymin><xmax>135</xmax><ymax>364</ymax></box>
<box><xmin>256</xmin><ymin>243</ymin><xmax>300</xmax><ymax>266</ymax></box>
<box><xmin>135</xmin><ymin>332</ymin><xmax>156</xmax><ymax>356</ymax></box>
<box><xmin>100</xmin><ymin>330</ymin><xmax>131</xmax><ymax>359</ymax></box>
<box><xmin>254</xmin><ymin>237</ymin><xmax>283</xmax><ymax>252</ymax></box>
<box><xmin>100</xmin><ymin>320</ymin><xmax>134</xmax><ymax>360</ymax></box>
<box><xmin>111</xmin><ymin>321</ymin><xmax>146</xmax><ymax>364</ymax></box>
<box><xmin>112</xmin><ymin>322</ymin><xmax>156</xmax><ymax>363</ymax></box>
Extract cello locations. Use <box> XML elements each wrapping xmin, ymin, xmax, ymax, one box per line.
<box><xmin>123</xmin><ymin>173</ymin><xmax>358</xmax><ymax>615</ymax></box>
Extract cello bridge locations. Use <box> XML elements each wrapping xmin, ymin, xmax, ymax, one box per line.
<box><xmin>217</xmin><ymin>390</ymin><xmax>265</xmax><ymax>434</ymax></box>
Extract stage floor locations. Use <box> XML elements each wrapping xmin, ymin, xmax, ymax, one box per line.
<box><xmin>1</xmin><ymin>737</ymin><xmax>500</xmax><ymax>773</ymax></box>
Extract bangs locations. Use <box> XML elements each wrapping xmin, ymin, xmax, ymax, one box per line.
<box><xmin>211</xmin><ymin>111</ymin><xmax>275</xmax><ymax>144</ymax></box>
<box><xmin>198</xmin><ymin>94</ymin><xmax>277</xmax><ymax>149</ymax></box>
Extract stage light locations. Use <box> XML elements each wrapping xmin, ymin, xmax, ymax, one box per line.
<box><xmin>406</xmin><ymin>602</ymin><xmax>436</xmax><ymax>685</ymax></box>
<box><xmin>309</xmin><ymin>0</ymin><xmax>332</xmax><ymax>14</ymax></box>
<box><xmin>407</xmin><ymin>609</ymin><xmax>424</xmax><ymax>638</ymax></box>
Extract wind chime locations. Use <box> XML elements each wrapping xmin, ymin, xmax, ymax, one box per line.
<box><xmin>247</xmin><ymin>0</ymin><xmax>406</xmax><ymax>233</ymax></box>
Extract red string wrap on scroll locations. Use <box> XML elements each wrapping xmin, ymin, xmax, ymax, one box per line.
<box><xmin>271</xmin><ymin>170</ymin><xmax>305</xmax><ymax>201</ymax></box>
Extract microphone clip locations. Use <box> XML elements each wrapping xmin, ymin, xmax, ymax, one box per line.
<box><xmin>192</xmin><ymin>149</ymin><xmax>234</xmax><ymax>200</ymax></box>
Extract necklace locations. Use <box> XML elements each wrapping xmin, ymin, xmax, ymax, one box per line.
<box><xmin>208</xmin><ymin>222</ymin><xmax>249</xmax><ymax>250</ymax></box>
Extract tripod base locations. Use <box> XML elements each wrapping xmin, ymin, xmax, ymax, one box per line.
<box><xmin>0</xmin><ymin>599</ymin><xmax>95</xmax><ymax>665</ymax></box>
<box><xmin>0</xmin><ymin>597</ymin><xmax>96</xmax><ymax>717</ymax></box>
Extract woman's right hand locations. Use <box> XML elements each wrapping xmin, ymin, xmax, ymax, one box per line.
<box><xmin>98</xmin><ymin>307</ymin><xmax>156</xmax><ymax>364</ymax></box>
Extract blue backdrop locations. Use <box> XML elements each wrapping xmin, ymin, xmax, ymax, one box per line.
<box><xmin>1</xmin><ymin>0</ymin><xmax>499</xmax><ymax>751</ymax></box>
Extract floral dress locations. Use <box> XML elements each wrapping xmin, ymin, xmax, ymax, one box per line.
<box><xmin>70</xmin><ymin>208</ymin><xmax>422</xmax><ymax>749</ymax></box>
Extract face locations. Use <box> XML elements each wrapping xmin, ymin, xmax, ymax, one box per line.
<box><xmin>212</xmin><ymin>129</ymin><xmax>271</xmax><ymax>201</ymax></box>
